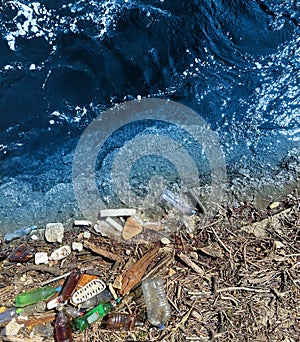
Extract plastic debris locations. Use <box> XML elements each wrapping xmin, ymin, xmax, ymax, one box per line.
<box><xmin>1</xmin><ymin>318</ymin><xmax>23</xmax><ymax>336</ymax></box>
<box><xmin>0</xmin><ymin>307</ymin><xmax>17</xmax><ymax>326</ymax></box>
<box><xmin>122</xmin><ymin>214</ymin><xmax>143</xmax><ymax>240</ymax></box>
<box><xmin>94</xmin><ymin>220</ymin><xmax>122</xmax><ymax>240</ymax></box>
<box><xmin>15</xmin><ymin>286</ymin><xmax>62</xmax><ymax>307</ymax></box>
<box><xmin>99</xmin><ymin>208</ymin><xmax>136</xmax><ymax>218</ymax></box>
<box><xmin>79</xmin><ymin>289</ymin><xmax>113</xmax><ymax>310</ymax></box>
<box><xmin>49</xmin><ymin>245</ymin><xmax>71</xmax><ymax>261</ymax></box>
<box><xmin>35</xmin><ymin>252</ymin><xmax>49</xmax><ymax>265</ymax></box>
<box><xmin>47</xmin><ymin>269</ymin><xmax>81</xmax><ymax>310</ymax></box>
<box><xmin>71</xmin><ymin>279</ymin><xmax>106</xmax><ymax>305</ymax></box>
<box><xmin>103</xmin><ymin>313</ymin><xmax>142</xmax><ymax>331</ymax></box>
<box><xmin>142</xmin><ymin>277</ymin><xmax>171</xmax><ymax>329</ymax></box>
<box><xmin>4</xmin><ymin>226</ymin><xmax>37</xmax><ymax>243</ymax></box>
<box><xmin>161</xmin><ymin>189</ymin><xmax>195</xmax><ymax>216</ymax></box>
<box><xmin>9</xmin><ymin>245</ymin><xmax>35</xmax><ymax>262</ymax></box>
<box><xmin>45</xmin><ymin>223</ymin><xmax>64</xmax><ymax>243</ymax></box>
<box><xmin>73</xmin><ymin>220</ymin><xmax>92</xmax><ymax>227</ymax></box>
<box><xmin>105</xmin><ymin>217</ymin><xmax>123</xmax><ymax>232</ymax></box>
<box><xmin>55</xmin><ymin>310</ymin><xmax>74</xmax><ymax>342</ymax></box>
<box><xmin>72</xmin><ymin>302</ymin><xmax>114</xmax><ymax>332</ymax></box>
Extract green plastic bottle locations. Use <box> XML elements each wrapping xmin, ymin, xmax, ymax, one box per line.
<box><xmin>15</xmin><ymin>286</ymin><xmax>62</xmax><ymax>307</ymax></box>
<box><xmin>72</xmin><ymin>302</ymin><xmax>113</xmax><ymax>332</ymax></box>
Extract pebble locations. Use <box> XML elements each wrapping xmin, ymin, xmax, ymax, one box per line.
<box><xmin>83</xmin><ymin>231</ymin><xmax>91</xmax><ymax>239</ymax></box>
<box><xmin>161</xmin><ymin>237</ymin><xmax>171</xmax><ymax>245</ymax></box>
<box><xmin>72</xmin><ymin>242</ymin><xmax>83</xmax><ymax>252</ymax></box>
<box><xmin>45</xmin><ymin>223</ymin><xmax>64</xmax><ymax>243</ymax></box>
<box><xmin>35</xmin><ymin>252</ymin><xmax>49</xmax><ymax>265</ymax></box>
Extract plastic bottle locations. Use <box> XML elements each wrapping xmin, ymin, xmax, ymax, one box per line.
<box><xmin>72</xmin><ymin>302</ymin><xmax>113</xmax><ymax>332</ymax></box>
<box><xmin>15</xmin><ymin>285</ymin><xmax>62</xmax><ymax>307</ymax></box>
<box><xmin>79</xmin><ymin>289</ymin><xmax>113</xmax><ymax>310</ymax></box>
<box><xmin>55</xmin><ymin>310</ymin><xmax>74</xmax><ymax>342</ymax></box>
<box><xmin>4</xmin><ymin>226</ymin><xmax>37</xmax><ymax>242</ymax></box>
<box><xmin>161</xmin><ymin>189</ymin><xmax>195</xmax><ymax>216</ymax></box>
<box><xmin>0</xmin><ymin>307</ymin><xmax>17</xmax><ymax>326</ymax></box>
<box><xmin>103</xmin><ymin>313</ymin><xmax>143</xmax><ymax>331</ymax></box>
<box><xmin>142</xmin><ymin>277</ymin><xmax>171</xmax><ymax>329</ymax></box>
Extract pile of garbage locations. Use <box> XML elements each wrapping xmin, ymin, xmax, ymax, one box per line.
<box><xmin>0</xmin><ymin>189</ymin><xmax>198</xmax><ymax>341</ymax></box>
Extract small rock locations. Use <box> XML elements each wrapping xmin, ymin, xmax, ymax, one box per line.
<box><xmin>49</xmin><ymin>245</ymin><xmax>71</xmax><ymax>261</ymax></box>
<box><xmin>112</xmin><ymin>275</ymin><xmax>123</xmax><ymax>289</ymax></box>
<box><xmin>45</xmin><ymin>223</ymin><xmax>64</xmax><ymax>243</ymax></box>
<box><xmin>274</xmin><ymin>240</ymin><xmax>285</xmax><ymax>249</ymax></box>
<box><xmin>35</xmin><ymin>252</ymin><xmax>49</xmax><ymax>265</ymax></box>
<box><xmin>72</xmin><ymin>242</ymin><xmax>83</xmax><ymax>252</ymax></box>
<box><xmin>125</xmin><ymin>249</ymin><xmax>131</xmax><ymax>256</ymax></box>
<box><xmin>122</xmin><ymin>215</ymin><xmax>143</xmax><ymax>241</ymax></box>
<box><xmin>83</xmin><ymin>231</ymin><xmax>91</xmax><ymax>239</ymax></box>
<box><xmin>161</xmin><ymin>237</ymin><xmax>171</xmax><ymax>245</ymax></box>
<box><xmin>31</xmin><ymin>234</ymin><xmax>38</xmax><ymax>241</ymax></box>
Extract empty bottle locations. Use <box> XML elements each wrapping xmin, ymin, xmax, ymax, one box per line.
<box><xmin>72</xmin><ymin>302</ymin><xmax>113</xmax><ymax>332</ymax></box>
<box><xmin>15</xmin><ymin>285</ymin><xmax>62</xmax><ymax>307</ymax></box>
<box><xmin>55</xmin><ymin>310</ymin><xmax>74</xmax><ymax>342</ymax></box>
<box><xmin>161</xmin><ymin>189</ymin><xmax>195</xmax><ymax>216</ymax></box>
<box><xmin>79</xmin><ymin>289</ymin><xmax>113</xmax><ymax>310</ymax></box>
<box><xmin>103</xmin><ymin>313</ymin><xmax>143</xmax><ymax>331</ymax></box>
<box><xmin>47</xmin><ymin>269</ymin><xmax>81</xmax><ymax>309</ymax></box>
<box><xmin>142</xmin><ymin>277</ymin><xmax>171</xmax><ymax>329</ymax></box>
<box><xmin>0</xmin><ymin>307</ymin><xmax>17</xmax><ymax>326</ymax></box>
<box><xmin>5</xmin><ymin>226</ymin><xmax>37</xmax><ymax>242</ymax></box>
<box><xmin>9</xmin><ymin>245</ymin><xmax>35</xmax><ymax>262</ymax></box>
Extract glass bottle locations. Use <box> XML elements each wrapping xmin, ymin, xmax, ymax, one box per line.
<box><xmin>55</xmin><ymin>310</ymin><xmax>74</xmax><ymax>342</ymax></box>
<box><xmin>15</xmin><ymin>285</ymin><xmax>62</xmax><ymax>307</ymax></box>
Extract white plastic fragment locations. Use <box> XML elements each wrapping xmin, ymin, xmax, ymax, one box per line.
<box><xmin>71</xmin><ymin>279</ymin><xmax>106</xmax><ymax>305</ymax></box>
<box><xmin>35</xmin><ymin>252</ymin><xmax>49</xmax><ymax>265</ymax></box>
<box><xmin>99</xmin><ymin>208</ymin><xmax>136</xmax><ymax>218</ymax></box>
<box><xmin>105</xmin><ymin>217</ymin><xmax>123</xmax><ymax>232</ymax></box>
<box><xmin>72</xmin><ymin>242</ymin><xmax>83</xmax><ymax>252</ymax></box>
<box><xmin>94</xmin><ymin>220</ymin><xmax>122</xmax><ymax>240</ymax></box>
<box><xmin>73</xmin><ymin>220</ymin><xmax>92</xmax><ymax>227</ymax></box>
<box><xmin>49</xmin><ymin>245</ymin><xmax>71</xmax><ymax>261</ymax></box>
<box><xmin>161</xmin><ymin>237</ymin><xmax>171</xmax><ymax>245</ymax></box>
<box><xmin>1</xmin><ymin>318</ymin><xmax>23</xmax><ymax>336</ymax></box>
<box><xmin>45</xmin><ymin>223</ymin><xmax>64</xmax><ymax>243</ymax></box>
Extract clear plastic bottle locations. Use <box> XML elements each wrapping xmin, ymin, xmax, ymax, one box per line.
<box><xmin>79</xmin><ymin>289</ymin><xmax>113</xmax><ymax>310</ymax></box>
<box><xmin>4</xmin><ymin>225</ymin><xmax>37</xmax><ymax>242</ymax></box>
<box><xmin>142</xmin><ymin>277</ymin><xmax>171</xmax><ymax>329</ymax></box>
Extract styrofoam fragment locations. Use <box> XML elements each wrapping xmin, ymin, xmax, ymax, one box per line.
<box><xmin>99</xmin><ymin>208</ymin><xmax>136</xmax><ymax>218</ymax></box>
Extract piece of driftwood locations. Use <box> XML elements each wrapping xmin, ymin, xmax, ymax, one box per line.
<box><xmin>119</xmin><ymin>246</ymin><xmax>160</xmax><ymax>296</ymax></box>
<box><xmin>83</xmin><ymin>241</ymin><xmax>120</xmax><ymax>261</ymax></box>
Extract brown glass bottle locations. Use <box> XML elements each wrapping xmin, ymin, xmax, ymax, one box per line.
<box><xmin>103</xmin><ymin>313</ymin><xmax>138</xmax><ymax>331</ymax></box>
<box><xmin>55</xmin><ymin>310</ymin><xmax>73</xmax><ymax>342</ymax></box>
<box><xmin>60</xmin><ymin>269</ymin><xmax>82</xmax><ymax>301</ymax></box>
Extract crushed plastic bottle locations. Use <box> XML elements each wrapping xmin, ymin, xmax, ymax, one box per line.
<box><xmin>0</xmin><ymin>307</ymin><xmax>17</xmax><ymax>326</ymax></box>
<box><xmin>4</xmin><ymin>226</ymin><xmax>37</xmax><ymax>243</ymax></box>
<box><xmin>142</xmin><ymin>277</ymin><xmax>171</xmax><ymax>329</ymax></box>
<box><xmin>47</xmin><ymin>269</ymin><xmax>81</xmax><ymax>309</ymax></box>
<box><xmin>72</xmin><ymin>301</ymin><xmax>114</xmax><ymax>332</ymax></box>
<box><xmin>55</xmin><ymin>310</ymin><xmax>74</xmax><ymax>342</ymax></box>
<box><xmin>79</xmin><ymin>289</ymin><xmax>113</xmax><ymax>310</ymax></box>
<box><xmin>14</xmin><ymin>285</ymin><xmax>62</xmax><ymax>307</ymax></box>
<box><xmin>161</xmin><ymin>189</ymin><xmax>195</xmax><ymax>216</ymax></box>
<box><xmin>103</xmin><ymin>313</ymin><xmax>143</xmax><ymax>331</ymax></box>
<box><xmin>9</xmin><ymin>245</ymin><xmax>35</xmax><ymax>262</ymax></box>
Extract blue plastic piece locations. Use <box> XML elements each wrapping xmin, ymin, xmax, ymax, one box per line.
<box><xmin>4</xmin><ymin>226</ymin><xmax>37</xmax><ymax>242</ymax></box>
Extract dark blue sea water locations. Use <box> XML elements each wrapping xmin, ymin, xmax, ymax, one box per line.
<box><xmin>0</xmin><ymin>0</ymin><xmax>299</xmax><ymax>232</ymax></box>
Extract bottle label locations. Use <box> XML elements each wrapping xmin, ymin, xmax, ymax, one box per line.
<box><xmin>87</xmin><ymin>312</ymin><xmax>99</xmax><ymax>324</ymax></box>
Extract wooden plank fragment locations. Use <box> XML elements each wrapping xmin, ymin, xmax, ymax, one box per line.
<box><xmin>83</xmin><ymin>240</ymin><xmax>120</xmax><ymax>261</ymax></box>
